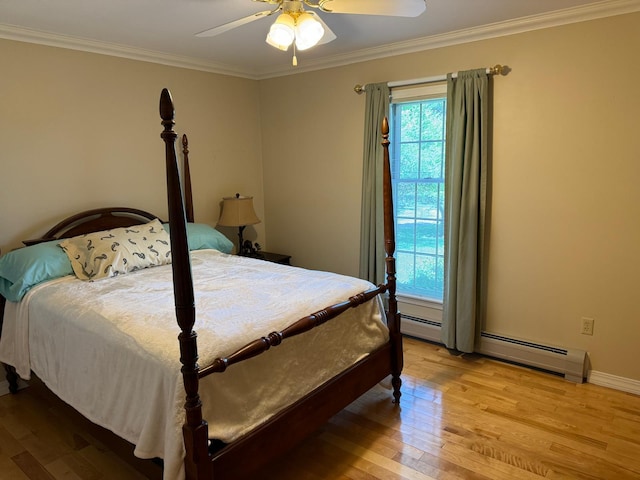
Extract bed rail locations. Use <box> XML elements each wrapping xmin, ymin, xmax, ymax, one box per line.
<box><xmin>199</xmin><ymin>285</ymin><xmax>386</xmax><ymax>378</ymax></box>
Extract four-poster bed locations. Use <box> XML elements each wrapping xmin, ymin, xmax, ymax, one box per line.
<box><xmin>0</xmin><ymin>88</ymin><xmax>402</xmax><ymax>480</ymax></box>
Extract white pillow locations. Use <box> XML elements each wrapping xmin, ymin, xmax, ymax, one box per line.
<box><xmin>59</xmin><ymin>219</ymin><xmax>171</xmax><ymax>281</ymax></box>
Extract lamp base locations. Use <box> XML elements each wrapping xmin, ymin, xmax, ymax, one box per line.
<box><xmin>236</xmin><ymin>225</ymin><xmax>246</xmax><ymax>255</ymax></box>
<box><xmin>240</xmin><ymin>240</ymin><xmax>262</xmax><ymax>256</ymax></box>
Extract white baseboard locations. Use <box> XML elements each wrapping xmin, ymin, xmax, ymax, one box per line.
<box><xmin>588</xmin><ymin>370</ymin><xmax>640</xmax><ymax>396</ymax></box>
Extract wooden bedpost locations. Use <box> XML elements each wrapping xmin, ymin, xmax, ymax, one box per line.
<box><xmin>182</xmin><ymin>134</ymin><xmax>195</xmax><ymax>223</ymax></box>
<box><xmin>160</xmin><ymin>89</ymin><xmax>212</xmax><ymax>479</ymax></box>
<box><xmin>381</xmin><ymin>117</ymin><xmax>403</xmax><ymax>403</ymax></box>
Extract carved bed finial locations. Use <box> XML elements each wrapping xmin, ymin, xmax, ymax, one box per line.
<box><xmin>160</xmin><ymin>88</ymin><xmax>177</xmax><ymax>146</ymax></box>
<box><xmin>160</xmin><ymin>88</ymin><xmax>175</xmax><ymax>123</ymax></box>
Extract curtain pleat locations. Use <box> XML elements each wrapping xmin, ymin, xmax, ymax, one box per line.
<box><xmin>359</xmin><ymin>83</ymin><xmax>390</xmax><ymax>285</ymax></box>
<box><xmin>441</xmin><ymin>69</ymin><xmax>489</xmax><ymax>353</ymax></box>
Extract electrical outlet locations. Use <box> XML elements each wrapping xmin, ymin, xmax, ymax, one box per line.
<box><xmin>581</xmin><ymin>317</ymin><xmax>594</xmax><ymax>335</ymax></box>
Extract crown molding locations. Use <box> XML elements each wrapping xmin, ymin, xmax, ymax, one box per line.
<box><xmin>1</xmin><ymin>0</ymin><xmax>639</xmax><ymax>80</ymax></box>
<box><xmin>0</xmin><ymin>23</ymin><xmax>252</xmax><ymax>78</ymax></box>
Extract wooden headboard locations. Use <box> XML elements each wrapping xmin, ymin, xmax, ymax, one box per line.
<box><xmin>22</xmin><ymin>208</ymin><xmax>161</xmax><ymax>246</ymax></box>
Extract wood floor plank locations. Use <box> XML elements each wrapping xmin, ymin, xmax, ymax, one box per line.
<box><xmin>320</xmin><ymin>431</ymin><xmax>437</xmax><ymax>480</ymax></box>
<box><xmin>0</xmin><ymin>424</ymin><xmax>25</xmax><ymax>458</ymax></box>
<box><xmin>45</xmin><ymin>456</ymin><xmax>85</xmax><ymax>480</ymax></box>
<box><xmin>0</xmin><ymin>455</ymin><xmax>31</xmax><ymax>480</ymax></box>
<box><xmin>393</xmin><ymin>450</ymin><xmax>493</xmax><ymax>480</ymax></box>
<box><xmin>547</xmin><ymin>441</ymin><xmax>640</xmax><ymax>479</ymax></box>
<box><xmin>483</xmin><ymin>406</ymin><xmax>609</xmax><ymax>450</ymax></box>
<box><xmin>11</xmin><ymin>451</ymin><xmax>56</xmax><ymax>480</ymax></box>
<box><xmin>77</xmin><ymin>445</ymin><xmax>149</xmax><ymax>479</ymax></box>
<box><xmin>2</xmin><ymin>337</ymin><xmax>640</xmax><ymax>479</ymax></box>
<box><xmin>48</xmin><ymin>451</ymin><xmax>102</xmax><ymax>480</ymax></box>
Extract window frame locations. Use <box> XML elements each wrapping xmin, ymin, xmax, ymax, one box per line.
<box><xmin>390</xmin><ymin>82</ymin><xmax>447</xmax><ymax>306</ymax></box>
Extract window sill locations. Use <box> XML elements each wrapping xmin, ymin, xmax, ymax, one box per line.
<box><xmin>396</xmin><ymin>293</ymin><xmax>443</xmax><ymax>310</ymax></box>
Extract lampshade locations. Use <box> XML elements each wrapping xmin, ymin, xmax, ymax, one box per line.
<box><xmin>265</xmin><ymin>11</ymin><xmax>324</xmax><ymax>52</ymax></box>
<box><xmin>295</xmin><ymin>12</ymin><xmax>324</xmax><ymax>50</ymax></box>
<box><xmin>265</xmin><ymin>13</ymin><xmax>295</xmax><ymax>51</ymax></box>
<box><xmin>217</xmin><ymin>194</ymin><xmax>261</xmax><ymax>228</ymax></box>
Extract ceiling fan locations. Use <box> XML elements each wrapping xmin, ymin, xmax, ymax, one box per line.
<box><xmin>196</xmin><ymin>0</ymin><xmax>427</xmax><ymax>65</ymax></box>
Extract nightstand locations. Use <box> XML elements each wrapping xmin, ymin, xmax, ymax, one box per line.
<box><xmin>241</xmin><ymin>251</ymin><xmax>291</xmax><ymax>265</ymax></box>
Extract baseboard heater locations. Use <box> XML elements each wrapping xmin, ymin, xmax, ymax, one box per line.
<box><xmin>478</xmin><ymin>332</ymin><xmax>587</xmax><ymax>383</ymax></box>
<box><xmin>401</xmin><ymin>315</ymin><xmax>588</xmax><ymax>383</ymax></box>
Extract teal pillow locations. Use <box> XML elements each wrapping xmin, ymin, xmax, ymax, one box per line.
<box><xmin>0</xmin><ymin>240</ymin><xmax>74</xmax><ymax>302</ymax></box>
<box><xmin>162</xmin><ymin>223</ymin><xmax>233</xmax><ymax>254</ymax></box>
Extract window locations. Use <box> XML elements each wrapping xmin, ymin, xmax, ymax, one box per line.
<box><xmin>390</xmin><ymin>84</ymin><xmax>447</xmax><ymax>302</ymax></box>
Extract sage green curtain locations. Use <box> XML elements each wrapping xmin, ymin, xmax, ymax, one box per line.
<box><xmin>441</xmin><ymin>69</ymin><xmax>489</xmax><ymax>353</ymax></box>
<box><xmin>359</xmin><ymin>82</ymin><xmax>390</xmax><ymax>285</ymax></box>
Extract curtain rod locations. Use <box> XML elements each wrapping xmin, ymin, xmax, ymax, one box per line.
<box><xmin>353</xmin><ymin>64</ymin><xmax>506</xmax><ymax>95</ymax></box>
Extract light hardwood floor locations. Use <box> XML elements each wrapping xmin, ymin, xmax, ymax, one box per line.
<box><xmin>1</xmin><ymin>337</ymin><xmax>639</xmax><ymax>479</ymax></box>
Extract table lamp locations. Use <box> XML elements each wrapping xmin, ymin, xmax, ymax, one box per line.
<box><xmin>217</xmin><ymin>193</ymin><xmax>261</xmax><ymax>253</ymax></box>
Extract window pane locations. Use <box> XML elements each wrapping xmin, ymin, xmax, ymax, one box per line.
<box><xmin>399</xmin><ymin>104</ymin><xmax>421</xmax><ymax>142</ymax></box>
<box><xmin>399</xmin><ymin>142</ymin><xmax>419</xmax><ymax>179</ymax></box>
<box><xmin>416</xmin><ymin>255</ymin><xmax>438</xmax><ymax>297</ymax></box>
<box><xmin>420</xmin><ymin>142</ymin><xmax>444</xmax><ymax>179</ymax></box>
<box><xmin>396</xmin><ymin>252</ymin><xmax>415</xmax><ymax>288</ymax></box>
<box><xmin>421</xmin><ymin>99</ymin><xmax>445</xmax><ymax>141</ymax></box>
<box><xmin>416</xmin><ymin>220</ymin><xmax>438</xmax><ymax>254</ymax></box>
<box><xmin>396</xmin><ymin>218</ymin><xmax>415</xmax><ymax>252</ymax></box>
<box><xmin>391</xmin><ymin>95</ymin><xmax>446</xmax><ymax>302</ymax></box>
<box><xmin>396</xmin><ymin>183</ymin><xmax>416</xmax><ymax>218</ymax></box>
<box><xmin>416</xmin><ymin>183</ymin><xmax>439</xmax><ymax>220</ymax></box>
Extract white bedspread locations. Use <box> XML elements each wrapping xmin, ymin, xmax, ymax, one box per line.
<box><xmin>0</xmin><ymin>249</ymin><xmax>388</xmax><ymax>480</ymax></box>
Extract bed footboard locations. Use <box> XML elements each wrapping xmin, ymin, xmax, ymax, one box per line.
<box><xmin>210</xmin><ymin>343</ymin><xmax>394</xmax><ymax>479</ymax></box>
<box><xmin>159</xmin><ymin>88</ymin><xmax>402</xmax><ymax>480</ymax></box>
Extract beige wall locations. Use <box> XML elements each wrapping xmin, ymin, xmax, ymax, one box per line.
<box><xmin>1</xmin><ymin>12</ymin><xmax>639</xmax><ymax>383</ymax></box>
<box><xmin>0</xmin><ymin>40</ymin><xmax>265</xmax><ymax>252</ymax></box>
<box><xmin>259</xmin><ymin>13</ymin><xmax>640</xmax><ymax>381</ymax></box>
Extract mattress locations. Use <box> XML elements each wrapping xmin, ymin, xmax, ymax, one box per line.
<box><xmin>0</xmin><ymin>249</ymin><xmax>388</xmax><ymax>480</ymax></box>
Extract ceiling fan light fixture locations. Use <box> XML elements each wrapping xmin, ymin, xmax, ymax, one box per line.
<box><xmin>265</xmin><ymin>13</ymin><xmax>295</xmax><ymax>50</ymax></box>
<box><xmin>294</xmin><ymin>12</ymin><xmax>324</xmax><ymax>50</ymax></box>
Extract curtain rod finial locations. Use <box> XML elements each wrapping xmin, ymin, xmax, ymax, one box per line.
<box><xmin>354</xmin><ymin>84</ymin><xmax>365</xmax><ymax>95</ymax></box>
<box><xmin>490</xmin><ymin>64</ymin><xmax>509</xmax><ymax>76</ymax></box>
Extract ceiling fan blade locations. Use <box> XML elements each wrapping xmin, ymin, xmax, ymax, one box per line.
<box><xmin>320</xmin><ymin>0</ymin><xmax>426</xmax><ymax>17</ymax></box>
<box><xmin>312</xmin><ymin>13</ymin><xmax>337</xmax><ymax>45</ymax></box>
<box><xmin>195</xmin><ymin>10</ymin><xmax>274</xmax><ymax>37</ymax></box>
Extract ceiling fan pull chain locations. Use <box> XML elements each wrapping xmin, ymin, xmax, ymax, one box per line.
<box><xmin>292</xmin><ymin>42</ymin><xmax>298</xmax><ymax>66</ymax></box>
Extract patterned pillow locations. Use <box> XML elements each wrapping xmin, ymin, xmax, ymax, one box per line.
<box><xmin>59</xmin><ymin>219</ymin><xmax>172</xmax><ymax>281</ymax></box>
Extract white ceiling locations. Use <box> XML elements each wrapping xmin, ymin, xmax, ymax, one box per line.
<box><xmin>1</xmin><ymin>0</ymin><xmax>638</xmax><ymax>79</ymax></box>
